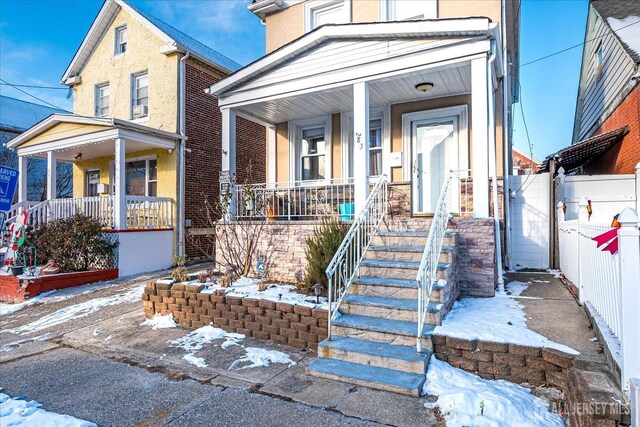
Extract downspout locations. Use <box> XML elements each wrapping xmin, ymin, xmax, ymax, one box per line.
<box><xmin>488</xmin><ymin>38</ymin><xmax>505</xmax><ymax>292</ymax></box>
<box><xmin>501</xmin><ymin>0</ymin><xmax>513</xmax><ymax>272</ymax></box>
<box><xmin>177</xmin><ymin>51</ymin><xmax>190</xmax><ymax>258</ymax></box>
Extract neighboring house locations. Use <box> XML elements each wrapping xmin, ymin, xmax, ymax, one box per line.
<box><xmin>4</xmin><ymin>0</ymin><xmax>265</xmax><ymax>273</ymax></box>
<box><xmin>512</xmin><ymin>145</ymin><xmax>540</xmax><ymax>175</ymax></box>
<box><xmin>565</xmin><ymin>0</ymin><xmax>639</xmax><ymax>175</ymax></box>
<box><xmin>208</xmin><ymin>0</ymin><xmax>521</xmax><ymax>394</ymax></box>
<box><xmin>0</xmin><ymin>96</ymin><xmax>70</xmax><ymax>201</ymax></box>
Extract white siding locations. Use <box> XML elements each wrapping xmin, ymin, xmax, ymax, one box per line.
<box><xmin>574</xmin><ymin>6</ymin><xmax>637</xmax><ymax>142</ymax></box>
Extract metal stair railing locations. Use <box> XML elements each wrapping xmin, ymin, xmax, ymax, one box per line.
<box><xmin>415</xmin><ymin>172</ymin><xmax>455</xmax><ymax>353</ymax></box>
<box><xmin>326</xmin><ymin>175</ymin><xmax>388</xmax><ymax>340</ymax></box>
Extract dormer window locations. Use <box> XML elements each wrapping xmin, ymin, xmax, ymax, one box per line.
<box><xmin>305</xmin><ymin>0</ymin><xmax>351</xmax><ymax>32</ymax></box>
<box><xmin>115</xmin><ymin>25</ymin><xmax>128</xmax><ymax>56</ymax></box>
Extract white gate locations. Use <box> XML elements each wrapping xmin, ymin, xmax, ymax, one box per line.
<box><xmin>509</xmin><ymin>173</ymin><xmax>551</xmax><ymax>270</ymax></box>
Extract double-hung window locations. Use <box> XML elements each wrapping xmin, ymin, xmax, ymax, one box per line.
<box><xmin>382</xmin><ymin>0</ymin><xmax>437</xmax><ymax>21</ymax></box>
<box><xmin>132</xmin><ymin>72</ymin><xmax>149</xmax><ymax>119</ymax></box>
<box><xmin>115</xmin><ymin>25</ymin><xmax>128</xmax><ymax>55</ymax></box>
<box><xmin>300</xmin><ymin>127</ymin><xmax>326</xmax><ymax>181</ymax></box>
<box><xmin>305</xmin><ymin>0</ymin><xmax>350</xmax><ymax>32</ymax></box>
<box><xmin>369</xmin><ymin>119</ymin><xmax>383</xmax><ymax>176</ymax></box>
<box><xmin>95</xmin><ymin>83</ymin><xmax>109</xmax><ymax>117</ymax></box>
<box><xmin>124</xmin><ymin>158</ymin><xmax>157</xmax><ymax>197</ymax></box>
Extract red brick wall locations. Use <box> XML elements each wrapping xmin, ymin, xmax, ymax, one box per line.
<box><xmin>584</xmin><ymin>85</ymin><xmax>640</xmax><ymax>175</ymax></box>
<box><xmin>184</xmin><ymin>61</ymin><xmax>266</xmax><ymax>259</ymax></box>
<box><xmin>512</xmin><ymin>149</ymin><xmax>540</xmax><ymax>175</ymax></box>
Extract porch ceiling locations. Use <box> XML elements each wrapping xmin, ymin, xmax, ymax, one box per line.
<box><xmin>236</xmin><ymin>62</ymin><xmax>471</xmax><ymax>123</ymax></box>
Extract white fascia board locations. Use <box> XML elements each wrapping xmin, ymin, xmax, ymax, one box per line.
<box><xmin>61</xmin><ymin>0</ymin><xmax>117</xmax><ymax>84</ymax></box>
<box><xmin>218</xmin><ymin>39</ymin><xmax>489</xmax><ymax>109</ymax></box>
<box><xmin>16</xmin><ymin>128</ymin><xmax>121</xmax><ymax>157</ymax></box>
<box><xmin>234</xmin><ymin>109</ymin><xmax>276</xmax><ymax>128</ymax></box>
<box><xmin>113</xmin><ymin>118</ymin><xmax>186</xmax><ymax>141</ymax></box>
<box><xmin>248</xmin><ymin>0</ymin><xmax>301</xmax><ymax>20</ymax></box>
<box><xmin>115</xmin><ymin>0</ymin><xmax>174</xmax><ymax>44</ymax></box>
<box><xmin>208</xmin><ymin>18</ymin><xmax>491</xmax><ymax>96</ymax></box>
<box><xmin>118</xmin><ymin>129</ymin><xmax>178</xmax><ymax>149</ymax></box>
<box><xmin>6</xmin><ymin>115</ymin><xmax>113</xmax><ymax>149</ymax></box>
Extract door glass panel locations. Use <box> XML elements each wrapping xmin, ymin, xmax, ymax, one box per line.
<box><xmin>86</xmin><ymin>170</ymin><xmax>100</xmax><ymax>197</ymax></box>
<box><xmin>301</xmin><ymin>127</ymin><xmax>326</xmax><ymax>180</ymax></box>
<box><xmin>414</xmin><ymin>121</ymin><xmax>454</xmax><ymax>213</ymax></box>
<box><xmin>369</xmin><ymin>119</ymin><xmax>382</xmax><ymax>176</ymax></box>
<box><xmin>125</xmin><ymin>160</ymin><xmax>146</xmax><ymax>196</ymax></box>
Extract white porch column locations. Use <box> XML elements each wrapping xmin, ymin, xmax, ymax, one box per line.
<box><xmin>267</xmin><ymin>125</ymin><xmax>277</xmax><ymax>184</ymax></box>
<box><xmin>353</xmin><ymin>81</ymin><xmax>370</xmax><ymax>213</ymax></box>
<box><xmin>471</xmin><ymin>56</ymin><xmax>490</xmax><ymax>217</ymax></box>
<box><xmin>17</xmin><ymin>155</ymin><xmax>28</xmax><ymax>204</ymax></box>
<box><xmin>618</xmin><ymin>208</ymin><xmax>640</xmax><ymax>392</ymax></box>
<box><xmin>221</xmin><ymin>108</ymin><xmax>237</xmax><ymax>217</ymax></box>
<box><xmin>114</xmin><ymin>137</ymin><xmax>126</xmax><ymax>229</ymax></box>
<box><xmin>46</xmin><ymin>151</ymin><xmax>57</xmax><ymax>200</ymax></box>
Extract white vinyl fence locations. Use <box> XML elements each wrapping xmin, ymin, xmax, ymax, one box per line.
<box><xmin>557</xmin><ymin>199</ymin><xmax>640</xmax><ymax>392</ymax></box>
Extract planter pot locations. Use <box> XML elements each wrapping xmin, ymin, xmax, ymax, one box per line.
<box><xmin>11</xmin><ymin>266</ymin><xmax>24</xmax><ymax>276</ymax></box>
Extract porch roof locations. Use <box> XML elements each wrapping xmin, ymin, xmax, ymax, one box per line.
<box><xmin>207</xmin><ymin>19</ymin><xmax>502</xmax><ymax>124</ymax></box>
<box><xmin>6</xmin><ymin>114</ymin><xmax>183</xmax><ymax>161</ymax></box>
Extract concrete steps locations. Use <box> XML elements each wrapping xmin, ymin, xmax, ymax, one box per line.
<box><xmin>307</xmin><ymin>222</ymin><xmax>459</xmax><ymax>396</ymax></box>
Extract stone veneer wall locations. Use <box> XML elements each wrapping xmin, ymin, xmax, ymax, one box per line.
<box><xmin>450</xmin><ymin>218</ymin><xmax>497</xmax><ymax>297</ymax></box>
<box><xmin>431</xmin><ymin>335</ymin><xmax>574</xmax><ymax>388</ymax></box>
<box><xmin>142</xmin><ymin>282</ymin><xmax>328</xmax><ymax>350</ymax></box>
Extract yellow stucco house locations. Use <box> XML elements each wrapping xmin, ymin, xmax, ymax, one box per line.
<box><xmin>5</xmin><ymin>0</ymin><xmax>265</xmax><ymax>275</ymax></box>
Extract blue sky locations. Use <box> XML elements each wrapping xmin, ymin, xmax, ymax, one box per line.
<box><xmin>0</xmin><ymin>0</ymin><xmax>588</xmax><ymax>160</ymax></box>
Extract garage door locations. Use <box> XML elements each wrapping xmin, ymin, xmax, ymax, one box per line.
<box><xmin>509</xmin><ymin>173</ymin><xmax>550</xmax><ymax>270</ymax></box>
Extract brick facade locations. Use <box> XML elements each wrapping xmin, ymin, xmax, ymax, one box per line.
<box><xmin>142</xmin><ymin>281</ymin><xmax>327</xmax><ymax>350</ymax></box>
<box><xmin>583</xmin><ymin>85</ymin><xmax>640</xmax><ymax>175</ymax></box>
<box><xmin>184</xmin><ymin>60</ymin><xmax>266</xmax><ymax>259</ymax></box>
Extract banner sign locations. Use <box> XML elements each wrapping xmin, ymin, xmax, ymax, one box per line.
<box><xmin>0</xmin><ymin>166</ymin><xmax>19</xmax><ymax>212</ymax></box>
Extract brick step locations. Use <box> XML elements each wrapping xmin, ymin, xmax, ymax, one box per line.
<box><xmin>317</xmin><ymin>336</ymin><xmax>430</xmax><ymax>374</ymax></box>
<box><xmin>359</xmin><ymin>259</ymin><xmax>452</xmax><ymax>281</ymax></box>
<box><xmin>332</xmin><ymin>313</ymin><xmax>434</xmax><ymax>348</ymax></box>
<box><xmin>340</xmin><ymin>294</ymin><xmax>444</xmax><ymax>324</ymax></box>
<box><xmin>371</xmin><ymin>231</ymin><xmax>456</xmax><ymax>247</ymax></box>
<box><xmin>306</xmin><ymin>358</ymin><xmax>426</xmax><ymax>397</ymax></box>
<box><xmin>367</xmin><ymin>245</ymin><xmax>455</xmax><ymax>264</ymax></box>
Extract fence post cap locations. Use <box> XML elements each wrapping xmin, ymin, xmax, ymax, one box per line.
<box><xmin>578</xmin><ymin>197</ymin><xmax>589</xmax><ymax>207</ymax></box>
<box><xmin>635</xmin><ymin>162</ymin><xmax>640</xmax><ymax>172</ymax></box>
<box><xmin>618</xmin><ymin>207</ymin><xmax>639</xmax><ymax>225</ymax></box>
<box><xmin>556</xmin><ymin>201</ymin><xmax>564</xmax><ymax>208</ymax></box>
<box><xmin>557</xmin><ymin>166</ymin><xmax>565</xmax><ymax>175</ymax></box>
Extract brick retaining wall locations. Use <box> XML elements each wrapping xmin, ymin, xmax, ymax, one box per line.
<box><xmin>450</xmin><ymin>218</ymin><xmax>497</xmax><ymax>297</ymax></box>
<box><xmin>142</xmin><ymin>282</ymin><xmax>328</xmax><ymax>350</ymax></box>
<box><xmin>431</xmin><ymin>334</ymin><xmax>574</xmax><ymax>388</ymax></box>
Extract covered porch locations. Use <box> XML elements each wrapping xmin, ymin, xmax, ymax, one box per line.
<box><xmin>5</xmin><ymin>115</ymin><xmax>180</xmax><ymax>231</ymax></box>
<box><xmin>209</xmin><ymin>19</ymin><xmax>504</xmax><ymax>220</ymax></box>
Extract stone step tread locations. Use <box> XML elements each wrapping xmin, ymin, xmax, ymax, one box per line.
<box><xmin>307</xmin><ymin>358</ymin><xmax>426</xmax><ymax>392</ymax></box>
<box><xmin>377</xmin><ymin>230</ymin><xmax>457</xmax><ymax>237</ymax></box>
<box><xmin>333</xmin><ymin>313</ymin><xmax>434</xmax><ymax>337</ymax></box>
<box><xmin>342</xmin><ymin>294</ymin><xmax>443</xmax><ymax>313</ymax></box>
<box><xmin>369</xmin><ymin>245</ymin><xmax>456</xmax><ymax>253</ymax></box>
<box><xmin>360</xmin><ymin>259</ymin><xmax>450</xmax><ymax>270</ymax></box>
<box><xmin>354</xmin><ymin>276</ymin><xmax>417</xmax><ymax>288</ymax></box>
<box><xmin>318</xmin><ymin>337</ymin><xmax>430</xmax><ymax>363</ymax></box>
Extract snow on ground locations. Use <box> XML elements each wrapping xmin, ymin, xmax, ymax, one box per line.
<box><xmin>8</xmin><ymin>284</ymin><xmax>145</xmax><ymax>335</ymax></box>
<box><xmin>141</xmin><ymin>313</ymin><xmax>178</xmax><ymax>330</ymax></box>
<box><xmin>201</xmin><ymin>277</ymin><xmax>328</xmax><ymax>310</ymax></box>
<box><xmin>182</xmin><ymin>354</ymin><xmax>207</xmax><ymax>368</ymax></box>
<box><xmin>585</xmin><ymin>301</ymin><xmax>622</xmax><ymax>368</ymax></box>
<box><xmin>229</xmin><ymin>347</ymin><xmax>297</xmax><ymax>370</ymax></box>
<box><xmin>169</xmin><ymin>325</ymin><xmax>245</xmax><ymax>353</ymax></box>
<box><xmin>423</xmin><ymin>357</ymin><xmax>564</xmax><ymax>427</ymax></box>
<box><xmin>434</xmin><ymin>280</ymin><xmax>579</xmax><ymax>355</ymax></box>
<box><xmin>0</xmin><ymin>392</ymin><xmax>96</xmax><ymax>427</ymax></box>
<box><xmin>0</xmin><ymin>291</ymin><xmax>56</xmax><ymax>317</ymax></box>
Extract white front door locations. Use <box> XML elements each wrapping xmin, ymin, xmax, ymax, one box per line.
<box><xmin>411</xmin><ymin>118</ymin><xmax>457</xmax><ymax>214</ymax></box>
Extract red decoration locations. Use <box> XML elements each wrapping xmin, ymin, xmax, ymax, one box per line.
<box><xmin>591</xmin><ymin>215</ymin><xmax>621</xmax><ymax>255</ymax></box>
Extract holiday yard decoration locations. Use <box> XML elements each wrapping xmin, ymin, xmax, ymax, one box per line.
<box><xmin>591</xmin><ymin>214</ymin><xmax>622</xmax><ymax>255</ymax></box>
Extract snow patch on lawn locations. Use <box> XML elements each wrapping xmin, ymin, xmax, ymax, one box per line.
<box><xmin>169</xmin><ymin>325</ymin><xmax>245</xmax><ymax>352</ymax></box>
<box><xmin>585</xmin><ymin>302</ymin><xmax>622</xmax><ymax>368</ymax></box>
<box><xmin>423</xmin><ymin>357</ymin><xmax>564</xmax><ymax>427</ymax></box>
<box><xmin>0</xmin><ymin>291</ymin><xmax>56</xmax><ymax>317</ymax></box>
<box><xmin>182</xmin><ymin>353</ymin><xmax>207</xmax><ymax>368</ymax></box>
<box><xmin>9</xmin><ymin>284</ymin><xmax>145</xmax><ymax>335</ymax></box>
<box><xmin>229</xmin><ymin>347</ymin><xmax>297</xmax><ymax>370</ymax></box>
<box><xmin>141</xmin><ymin>313</ymin><xmax>178</xmax><ymax>330</ymax></box>
<box><xmin>202</xmin><ymin>277</ymin><xmax>328</xmax><ymax>310</ymax></box>
<box><xmin>0</xmin><ymin>392</ymin><xmax>96</xmax><ymax>426</ymax></box>
<box><xmin>434</xmin><ymin>280</ymin><xmax>578</xmax><ymax>355</ymax></box>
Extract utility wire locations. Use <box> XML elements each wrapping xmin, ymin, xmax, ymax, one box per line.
<box><xmin>0</xmin><ymin>82</ymin><xmax>68</xmax><ymax>90</ymax></box>
<box><xmin>0</xmin><ymin>78</ymin><xmax>72</xmax><ymax>112</ymax></box>
<box><xmin>520</xmin><ymin>20</ymin><xmax>640</xmax><ymax>68</ymax></box>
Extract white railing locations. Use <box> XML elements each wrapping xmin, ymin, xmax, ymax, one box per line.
<box><xmin>557</xmin><ymin>199</ymin><xmax>640</xmax><ymax>391</ymax></box>
<box><xmin>326</xmin><ymin>176</ymin><xmax>388</xmax><ymax>337</ymax></box>
<box><xmin>50</xmin><ymin>197</ymin><xmax>115</xmax><ymax>227</ymax></box>
<box><xmin>232</xmin><ymin>178</ymin><xmax>355</xmax><ymax>220</ymax></box>
<box><xmin>125</xmin><ymin>196</ymin><xmax>174</xmax><ymax>229</ymax></box>
<box><xmin>416</xmin><ymin>172</ymin><xmax>455</xmax><ymax>352</ymax></box>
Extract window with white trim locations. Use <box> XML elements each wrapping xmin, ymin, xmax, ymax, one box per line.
<box><xmin>115</xmin><ymin>25</ymin><xmax>128</xmax><ymax>55</ymax></box>
<box><xmin>369</xmin><ymin>119</ymin><xmax>383</xmax><ymax>176</ymax></box>
<box><xmin>124</xmin><ymin>157</ymin><xmax>157</xmax><ymax>197</ymax></box>
<box><xmin>300</xmin><ymin>126</ymin><xmax>326</xmax><ymax>181</ymax></box>
<box><xmin>132</xmin><ymin>72</ymin><xmax>149</xmax><ymax>119</ymax></box>
<box><xmin>95</xmin><ymin>83</ymin><xmax>109</xmax><ymax>117</ymax></box>
<box><xmin>382</xmin><ymin>0</ymin><xmax>437</xmax><ymax>21</ymax></box>
<box><xmin>305</xmin><ymin>0</ymin><xmax>350</xmax><ymax>32</ymax></box>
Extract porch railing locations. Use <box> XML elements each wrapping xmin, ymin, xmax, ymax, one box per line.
<box><xmin>326</xmin><ymin>175</ymin><xmax>388</xmax><ymax>338</ymax></box>
<box><xmin>416</xmin><ymin>172</ymin><xmax>455</xmax><ymax>352</ymax></box>
<box><xmin>232</xmin><ymin>178</ymin><xmax>355</xmax><ymax>220</ymax></box>
<box><xmin>125</xmin><ymin>196</ymin><xmax>174</xmax><ymax>229</ymax></box>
